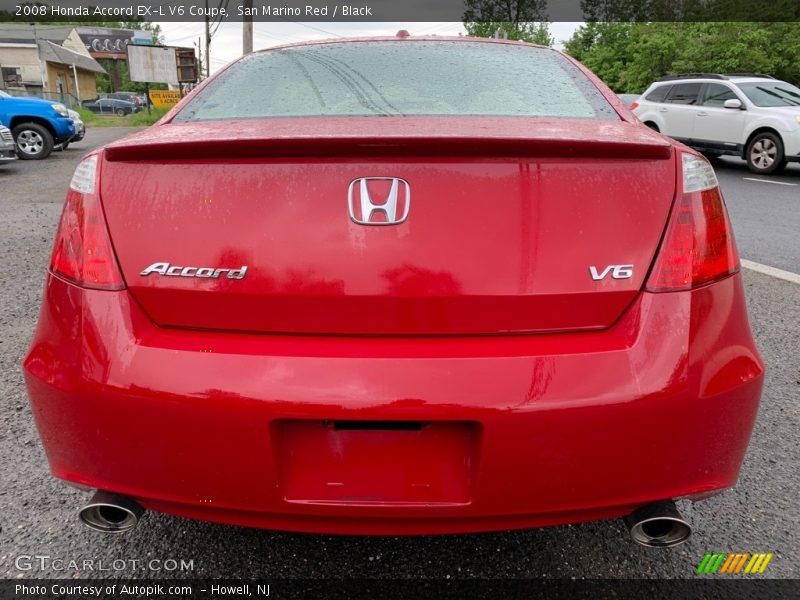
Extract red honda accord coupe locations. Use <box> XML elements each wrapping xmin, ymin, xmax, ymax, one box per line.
<box><xmin>24</xmin><ymin>36</ymin><xmax>764</xmax><ymax>547</ymax></box>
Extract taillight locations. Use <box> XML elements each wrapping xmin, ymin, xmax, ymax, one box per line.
<box><xmin>645</xmin><ymin>153</ymin><xmax>739</xmax><ymax>292</ymax></box>
<box><xmin>50</xmin><ymin>154</ymin><xmax>125</xmax><ymax>290</ymax></box>
<box><xmin>630</xmin><ymin>101</ymin><xmax>639</xmax><ymax>110</ymax></box>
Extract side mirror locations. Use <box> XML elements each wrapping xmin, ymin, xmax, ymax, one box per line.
<box><xmin>723</xmin><ymin>99</ymin><xmax>743</xmax><ymax>110</ymax></box>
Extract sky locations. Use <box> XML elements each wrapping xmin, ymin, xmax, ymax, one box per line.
<box><xmin>156</xmin><ymin>21</ymin><xmax>583</xmax><ymax>73</ymax></box>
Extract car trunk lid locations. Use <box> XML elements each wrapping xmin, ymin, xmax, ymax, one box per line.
<box><xmin>101</xmin><ymin>117</ymin><xmax>675</xmax><ymax>335</ymax></box>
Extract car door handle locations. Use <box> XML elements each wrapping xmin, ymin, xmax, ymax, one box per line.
<box><xmin>658</xmin><ymin>108</ymin><xmax>668</xmax><ymax>112</ymax></box>
<box><xmin>697</xmin><ymin>112</ymin><xmax>709</xmax><ymax>117</ymax></box>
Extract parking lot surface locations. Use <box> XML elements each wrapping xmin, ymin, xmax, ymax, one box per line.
<box><xmin>714</xmin><ymin>158</ymin><xmax>800</xmax><ymax>275</ymax></box>
<box><xmin>0</xmin><ymin>129</ymin><xmax>797</xmax><ymax>579</ymax></box>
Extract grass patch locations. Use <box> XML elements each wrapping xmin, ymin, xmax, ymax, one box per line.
<box><xmin>129</xmin><ymin>107</ymin><xmax>169</xmax><ymax>126</ymax></box>
<box><xmin>81</xmin><ymin>107</ymin><xmax>169</xmax><ymax>128</ymax></box>
<box><xmin>75</xmin><ymin>107</ymin><xmax>99</xmax><ymax>125</ymax></box>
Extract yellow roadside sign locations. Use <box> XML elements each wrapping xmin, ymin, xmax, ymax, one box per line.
<box><xmin>148</xmin><ymin>90</ymin><xmax>182</xmax><ymax>109</ymax></box>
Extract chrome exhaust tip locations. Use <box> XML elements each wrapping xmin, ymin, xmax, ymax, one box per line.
<box><xmin>79</xmin><ymin>491</ymin><xmax>144</xmax><ymax>533</ymax></box>
<box><xmin>625</xmin><ymin>500</ymin><xmax>692</xmax><ymax>548</ymax></box>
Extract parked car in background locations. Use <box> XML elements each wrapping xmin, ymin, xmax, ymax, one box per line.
<box><xmin>24</xmin><ymin>37</ymin><xmax>763</xmax><ymax>548</ymax></box>
<box><xmin>0</xmin><ymin>124</ymin><xmax>18</xmax><ymax>164</ymax></box>
<box><xmin>82</xmin><ymin>98</ymin><xmax>141</xmax><ymax>116</ymax></box>
<box><xmin>67</xmin><ymin>109</ymin><xmax>85</xmax><ymax>144</ymax></box>
<box><xmin>103</xmin><ymin>91</ymin><xmax>147</xmax><ymax>106</ymax></box>
<box><xmin>0</xmin><ymin>90</ymin><xmax>76</xmax><ymax>160</ymax></box>
<box><xmin>617</xmin><ymin>93</ymin><xmax>640</xmax><ymax>108</ymax></box>
<box><xmin>634</xmin><ymin>74</ymin><xmax>800</xmax><ymax>174</ymax></box>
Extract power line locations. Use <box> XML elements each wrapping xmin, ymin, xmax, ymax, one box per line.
<box><xmin>282</xmin><ymin>21</ymin><xmax>344</xmax><ymax>38</ymax></box>
<box><xmin>209</xmin><ymin>0</ymin><xmax>229</xmax><ymax>36</ymax></box>
<box><xmin>209</xmin><ymin>17</ymin><xmax>225</xmax><ymax>39</ymax></box>
<box><xmin>168</xmin><ymin>32</ymin><xmax>202</xmax><ymax>44</ymax></box>
<box><xmin>252</xmin><ymin>29</ymin><xmax>295</xmax><ymax>44</ymax></box>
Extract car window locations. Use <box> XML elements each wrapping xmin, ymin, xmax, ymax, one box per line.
<box><xmin>736</xmin><ymin>82</ymin><xmax>800</xmax><ymax>107</ymax></box>
<box><xmin>645</xmin><ymin>85</ymin><xmax>671</xmax><ymax>103</ymax></box>
<box><xmin>665</xmin><ymin>83</ymin><xmax>702</xmax><ymax>105</ymax></box>
<box><xmin>175</xmin><ymin>41</ymin><xmax>620</xmax><ymax>121</ymax></box>
<box><xmin>701</xmin><ymin>83</ymin><xmax>738</xmax><ymax>107</ymax></box>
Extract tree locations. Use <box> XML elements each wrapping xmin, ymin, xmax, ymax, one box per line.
<box><xmin>463</xmin><ymin>0</ymin><xmax>547</xmax><ymax>22</ymax></box>
<box><xmin>465</xmin><ymin>21</ymin><xmax>554</xmax><ymax>45</ymax></box>
<box><xmin>579</xmin><ymin>0</ymin><xmax>800</xmax><ymax>22</ymax></box>
<box><xmin>463</xmin><ymin>0</ymin><xmax>554</xmax><ymax>46</ymax></box>
<box><xmin>564</xmin><ymin>22</ymin><xmax>800</xmax><ymax>92</ymax></box>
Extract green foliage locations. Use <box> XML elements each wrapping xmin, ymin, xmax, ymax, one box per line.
<box><xmin>128</xmin><ymin>107</ymin><xmax>169</xmax><ymax>126</ymax></box>
<box><xmin>94</xmin><ymin>60</ymin><xmax>167</xmax><ymax>95</ymax></box>
<box><xmin>579</xmin><ymin>0</ymin><xmax>800</xmax><ymax>22</ymax></box>
<box><xmin>74</xmin><ymin>106</ymin><xmax>97</xmax><ymax>124</ymax></box>
<box><xmin>463</xmin><ymin>0</ymin><xmax>547</xmax><ymax>22</ymax></box>
<box><xmin>463</xmin><ymin>0</ymin><xmax>553</xmax><ymax>46</ymax></box>
<box><xmin>465</xmin><ymin>22</ymin><xmax>554</xmax><ymax>46</ymax></box>
<box><xmin>75</xmin><ymin>106</ymin><xmax>168</xmax><ymax>128</ymax></box>
<box><xmin>564</xmin><ymin>22</ymin><xmax>800</xmax><ymax>93</ymax></box>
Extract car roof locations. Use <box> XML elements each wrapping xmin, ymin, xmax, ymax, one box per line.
<box><xmin>252</xmin><ymin>35</ymin><xmax>550</xmax><ymax>55</ymax></box>
<box><xmin>654</xmin><ymin>74</ymin><xmax>777</xmax><ymax>85</ymax></box>
<box><xmin>725</xmin><ymin>77</ymin><xmax>780</xmax><ymax>83</ymax></box>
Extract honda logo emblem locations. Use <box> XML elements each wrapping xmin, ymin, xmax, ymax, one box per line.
<box><xmin>348</xmin><ymin>177</ymin><xmax>410</xmax><ymax>225</ymax></box>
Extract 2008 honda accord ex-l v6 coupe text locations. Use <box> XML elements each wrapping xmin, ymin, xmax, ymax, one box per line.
<box><xmin>24</xmin><ymin>36</ymin><xmax>764</xmax><ymax>547</ymax></box>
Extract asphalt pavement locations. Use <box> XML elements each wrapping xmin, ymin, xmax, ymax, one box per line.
<box><xmin>0</xmin><ymin>129</ymin><xmax>797</xmax><ymax>580</ymax></box>
<box><xmin>714</xmin><ymin>157</ymin><xmax>800</xmax><ymax>275</ymax></box>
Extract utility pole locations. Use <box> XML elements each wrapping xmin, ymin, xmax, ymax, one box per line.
<box><xmin>31</xmin><ymin>23</ymin><xmax>47</xmax><ymax>91</ymax></box>
<box><xmin>204</xmin><ymin>0</ymin><xmax>211</xmax><ymax>78</ymax></box>
<box><xmin>195</xmin><ymin>38</ymin><xmax>201</xmax><ymax>80</ymax></box>
<box><xmin>71</xmin><ymin>63</ymin><xmax>81</xmax><ymax>104</ymax></box>
<box><xmin>242</xmin><ymin>0</ymin><xmax>253</xmax><ymax>55</ymax></box>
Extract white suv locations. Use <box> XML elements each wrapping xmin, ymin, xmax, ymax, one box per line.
<box><xmin>634</xmin><ymin>74</ymin><xmax>800</xmax><ymax>174</ymax></box>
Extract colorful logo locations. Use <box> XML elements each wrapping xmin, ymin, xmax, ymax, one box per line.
<box><xmin>697</xmin><ymin>552</ymin><xmax>773</xmax><ymax>574</ymax></box>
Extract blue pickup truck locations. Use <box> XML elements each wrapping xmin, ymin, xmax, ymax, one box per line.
<box><xmin>0</xmin><ymin>90</ymin><xmax>75</xmax><ymax>160</ymax></box>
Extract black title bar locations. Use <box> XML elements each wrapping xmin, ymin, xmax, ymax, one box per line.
<box><xmin>1</xmin><ymin>0</ymin><xmax>800</xmax><ymax>22</ymax></box>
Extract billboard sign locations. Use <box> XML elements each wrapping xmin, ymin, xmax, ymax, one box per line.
<box><xmin>128</xmin><ymin>45</ymin><xmax>178</xmax><ymax>85</ymax></box>
<box><xmin>77</xmin><ymin>27</ymin><xmax>152</xmax><ymax>60</ymax></box>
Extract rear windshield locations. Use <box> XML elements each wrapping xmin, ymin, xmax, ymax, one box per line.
<box><xmin>737</xmin><ymin>82</ymin><xmax>800</xmax><ymax>107</ymax></box>
<box><xmin>175</xmin><ymin>41</ymin><xmax>618</xmax><ymax>122</ymax></box>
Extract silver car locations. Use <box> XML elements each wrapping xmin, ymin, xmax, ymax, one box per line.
<box><xmin>66</xmin><ymin>109</ymin><xmax>85</xmax><ymax>146</ymax></box>
<box><xmin>0</xmin><ymin>125</ymin><xmax>18</xmax><ymax>163</ymax></box>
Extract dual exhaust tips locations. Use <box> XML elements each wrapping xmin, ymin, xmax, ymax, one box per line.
<box><xmin>77</xmin><ymin>491</ymin><xmax>691</xmax><ymax>547</ymax></box>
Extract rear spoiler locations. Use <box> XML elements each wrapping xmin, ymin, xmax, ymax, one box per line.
<box><xmin>104</xmin><ymin>117</ymin><xmax>674</xmax><ymax>162</ymax></box>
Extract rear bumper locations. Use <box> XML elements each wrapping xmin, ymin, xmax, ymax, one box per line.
<box><xmin>23</xmin><ymin>272</ymin><xmax>764</xmax><ymax>534</ymax></box>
